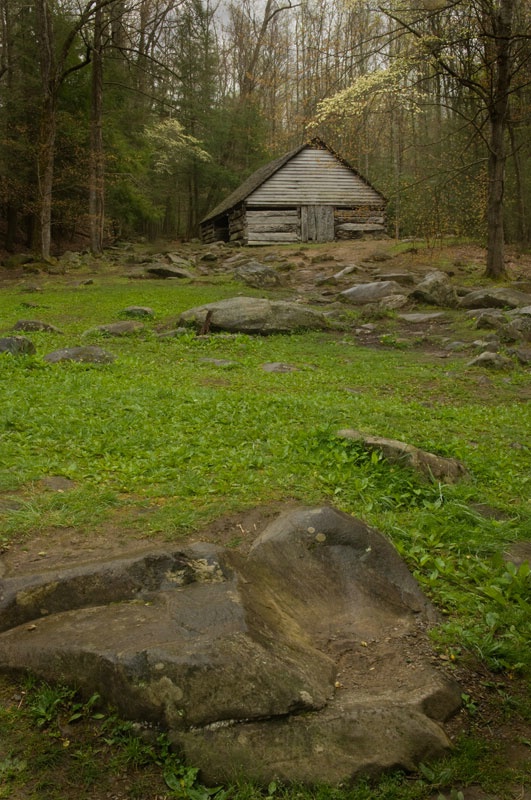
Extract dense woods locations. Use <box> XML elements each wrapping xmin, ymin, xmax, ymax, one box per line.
<box><xmin>0</xmin><ymin>0</ymin><xmax>530</xmax><ymax>275</ymax></box>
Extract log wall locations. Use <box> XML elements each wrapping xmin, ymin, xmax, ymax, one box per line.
<box><xmin>246</xmin><ymin>209</ymin><xmax>300</xmax><ymax>245</ymax></box>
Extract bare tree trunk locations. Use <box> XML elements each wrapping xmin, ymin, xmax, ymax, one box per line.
<box><xmin>484</xmin><ymin>0</ymin><xmax>513</xmax><ymax>279</ymax></box>
<box><xmin>486</xmin><ymin>113</ymin><xmax>507</xmax><ymax>278</ymax></box>
<box><xmin>89</xmin><ymin>3</ymin><xmax>105</xmax><ymax>255</ymax></box>
<box><xmin>508</xmin><ymin>117</ymin><xmax>529</xmax><ymax>245</ymax></box>
<box><xmin>36</xmin><ymin>0</ymin><xmax>56</xmax><ymax>260</ymax></box>
<box><xmin>38</xmin><ymin>93</ymin><xmax>56</xmax><ymax>261</ymax></box>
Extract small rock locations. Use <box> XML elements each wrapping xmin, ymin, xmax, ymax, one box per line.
<box><xmin>374</xmin><ymin>272</ymin><xmax>416</xmax><ymax>285</ymax></box>
<box><xmin>156</xmin><ymin>328</ymin><xmax>190</xmax><ymax>339</ymax></box>
<box><xmin>85</xmin><ymin>321</ymin><xmax>145</xmax><ymax>336</ymax></box>
<box><xmin>333</xmin><ymin>265</ymin><xmax>359</xmax><ymax>279</ymax></box>
<box><xmin>466</xmin><ymin>352</ymin><xmax>513</xmax><ymax>369</ymax></box>
<box><xmin>166</xmin><ymin>254</ymin><xmax>194</xmax><ymax>267</ymax></box>
<box><xmin>398</xmin><ymin>313</ymin><xmax>445</xmax><ymax>323</ymax></box>
<box><xmin>122</xmin><ymin>306</ymin><xmax>154</xmax><ymax>318</ymax></box>
<box><xmin>378</xmin><ymin>294</ymin><xmax>410</xmax><ymax>310</ymax></box>
<box><xmin>261</xmin><ymin>362</ymin><xmax>300</xmax><ymax>373</ymax></box>
<box><xmin>336</xmin><ymin>429</ymin><xmax>469</xmax><ymax>482</ymax></box>
<box><xmin>0</xmin><ymin>336</ymin><xmax>36</xmax><ymax>356</ymax></box>
<box><xmin>199</xmin><ymin>358</ymin><xmax>239</xmax><ymax>368</ymax></box>
<box><xmin>146</xmin><ymin>265</ymin><xmax>195</xmax><ymax>279</ymax></box>
<box><xmin>504</xmin><ymin>541</ymin><xmax>531</xmax><ymax>568</ymax></box>
<box><xmin>44</xmin><ymin>346</ymin><xmax>115</xmax><ymax>364</ymax></box>
<box><xmin>341</xmin><ymin>281</ymin><xmax>406</xmax><ymax>305</ymax></box>
<box><xmin>315</xmin><ymin>274</ymin><xmax>338</xmax><ymax>287</ymax></box>
<box><xmin>411</xmin><ymin>271</ymin><xmax>458</xmax><ymax>308</ymax></box>
<box><xmin>234</xmin><ymin>261</ymin><xmax>281</xmax><ymax>289</ymax></box>
<box><xmin>510</xmin><ymin>304</ymin><xmax>531</xmax><ymax>317</ymax></box>
<box><xmin>500</xmin><ymin>317</ymin><xmax>531</xmax><ymax>342</ymax></box>
<box><xmin>12</xmin><ymin>320</ymin><xmax>63</xmax><ymax>334</ymax></box>
<box><xmin>459</xmin><ymin>287</ymin><xmax>531</xmax><ymax>310</ymax></box>
<box><xmin>507</xmin><ymin>347</ymin><xmax>531</xmax><ymax>365</ymax></box>
<box><xmin>474</xmin><ymin>311</ymin><xmax>506</xmax><ymax>329</ymax></box>
<box><xmin>40</xmin><ymin>476</ymin><xmax>77</xmax><ymax>492</ymax></box>
<box><xmin>19</xmin><ymin>285</ymin><xmax>43</xmax><ymax>293</ymax></box>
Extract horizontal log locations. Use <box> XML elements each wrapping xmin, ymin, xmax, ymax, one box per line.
<box><xmin>247</xmin><ymin>232</ymin><xmax>300</xmax><ymax>242</ymax></box>
<box><xmin>248</xmin><ymin>223</ymin><xmax>299</xmax><ymax>233</ymax></box>
<box><xmin>337</xmin><ymin>223</ymin><xmax>386</xmax><ymax>232</ymax></box>
<box><xmin>246</xmin><ymin>210</ymin><xmax>299</xmax><ymax>219</ymax></box>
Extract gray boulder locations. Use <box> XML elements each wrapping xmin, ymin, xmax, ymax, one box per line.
<box><xmin>44</xmin><ymin>346</ymin><xmax>115</xmax><ymax>364</ymax></box>
<box><xmin>0</xmin><ymin>506</ymin><xmax>461</xmax><ymax>787</ymax></box>
<box><xmin>467</xmin><ymin>352</ymin><xmax>514</xmax><ymax>369</ymax></box>
<box><xmin>178</xmin><ymin>297</ymin><xmax>329</xmax><ymax>334</ymax></box>
<box><xmin>411</xmin><ymin>271</ymin><xmax>458</xmax><ymax>308</ymax></box>
<box><xmin>234</xmin><ymin>260</ymin><xmax>281</xmax><ymax>288</ymax></box>
<box><xmin>474</xmin><ymin>310</ymin><xmax>506</xmax><ymax>330</ymax></box>
<box><xmin>0</xmin><ymin>336</ymin><xmax>36</xmax><ymax>356</ymax></box>
<box><xmin>459</xmin><ymin>287</ymin><xmax>531</xmax><ymax>310</ymax></box>
<box><xmin>84</xmin><ymin>321</ymin><xmax>145</xmax><ymax>336</ymax></box>
<box><xmin>146</xmin><ymin>264</ymin><xmax>195</xmax><ymax>279</ymax></box>
<box><xmin>510</xmin><ymin>305</ymin><xmax>531</xmax><ymax>317</ymax></box>
<box><xmin>12</xmin><ymin>319</ymin><xmax>63</xmax><ymax>333</ymax></box>
<box><xmin>341</xmin><ymin>280</ymin><xmax>406</xmax><ymax>305</ymax></box>
<box><xmin>122</xmin><ymin>306</ymin><xmax>154</xmax><ymax>318</ymax></box>
<box><xmin>399</xmin><ymin>312</ymin><xmax>446</xmax><ymax>323</ymax></box>
<box><xmin>166</xmin><ymin>254</ymin><xmax>195</xmax><ymax>268</ymax></box>
<box><xmin>337</xmin><ymin>430</ymin><xmax>468</xmax><ymax>483</ymax></box>
<box><xmin>508</xmin><ymin>347</ymin><xmax>531</xmax><ymax>366</ymax></box>
<box><xmin>500</xmin><ymin>316</ymin><xmax>531</xmax><ymax>342</ymax></box>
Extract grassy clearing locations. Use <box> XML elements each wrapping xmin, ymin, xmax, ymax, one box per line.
<box><xmin>1</xmin><ymin>270</ymin><xmax>530</xmax><ymax>799</ymax></box>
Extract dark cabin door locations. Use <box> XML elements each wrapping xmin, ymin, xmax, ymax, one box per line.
<box><xmin>300</xmin><ymin>205</ymin><xmax>334</xmax><ymax>242</ymax></box>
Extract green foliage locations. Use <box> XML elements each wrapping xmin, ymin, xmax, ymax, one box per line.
<box><xmin>0</xmin><ymin>275</ymin><xmax>529</xmax><ymax>798</ymax></box>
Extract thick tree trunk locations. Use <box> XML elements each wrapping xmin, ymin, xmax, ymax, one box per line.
<box><xmin>38</xmin><ymin>93</ymin><xmax>57</xmax><ymax>261</ymax></box>
<box><xmin>508</xmin><ymin>118</ymin><xmax>529</xmax><ymax>245</ymax></box>
<box><xmin>36</xmin><ymin>0</ymin><xmax>56</xmax><ymax>261</ymax></box>
<box><xmin>485</xmin><ymin>114</ymin><xmax>506</xmax><ymax>279</ymax></box>
<box><xmin>484</xmin><ymin>0</ymin><xmax>514</xmax><ymax>279</ymax></box>
<box><xmin>89</xmin><ymin>4</ymin><xmax>105</xmax><ymax>255</ymax></box>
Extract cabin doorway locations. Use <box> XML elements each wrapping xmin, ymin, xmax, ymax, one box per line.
<box><xmin>300</xmin><ymin>205</ymin><xmax>334</xmax><ymax>242</ymax></box>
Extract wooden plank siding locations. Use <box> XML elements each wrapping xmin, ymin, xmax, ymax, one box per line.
<box><xmin>246</xmin><ymin>209</ymin><xmax>299</xmax><ymax>245</ymax></box>
<box><xmin>199</xmin><ymin>139</ymin><xmax>387</xmax><ymax>245</ymax></box>
<box><xmin>247</xmin><ymin>149</ymin><xmax>382</xmax><ymax>207</ymax></box>
<box><xmin>300</xmin><ymin>205</ymin><xmax>334</xmax><ymax>242</ymax></box>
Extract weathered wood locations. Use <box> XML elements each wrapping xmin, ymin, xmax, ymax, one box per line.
<box><xmin>300</xmin><ymin>205</ymin><xmax>334</xmax><ymax>242</ymax></box>
<box><xmin>248</xmin><ymin>223</ymin><xmax>299</xmax><ymax>233</ymax></box>
<box><xmin>247</xmin><ymin>231</ymin><xmax>300</xmax><ymax>242</ymax></box>
<box><xmin>200</xmin><ymin>141</ymin><xmax>386</xmax><ymax>245</ymax></box>
<box><xmin>248</xmin><ymin>149</ymin><xmax>383</xmax><ymax>207</ymax></box>
<box><xmin>336</xmin><ymin>223</ymin><xmax>385</xmax><ymax>231</ymax></box>
<box><xmin>247</xmin><ymin>210</ymin><xmax>299</xmax><ymax>219</ymax></box>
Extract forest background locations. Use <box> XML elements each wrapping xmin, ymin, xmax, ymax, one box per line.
<box><xmin>0</xmin><ymin>0</ymin><xmax>530</xmax><ymax>275</ymax></box>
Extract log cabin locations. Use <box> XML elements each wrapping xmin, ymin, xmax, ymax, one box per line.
<box><xmin>200</xmin><ymin>138</ymin><xmax>386</xmax><ymax>246</ymax></box>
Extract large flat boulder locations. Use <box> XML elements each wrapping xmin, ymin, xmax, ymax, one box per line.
<box><xmin>337</xmin><ymin>430</ymin><xmax>468</xmax><ymax>483</ymax></box>
<box><xmin>0</xmin><ymin>507</ymin><xmax>461</xmax><ymax>786</ymax></box>
<box><xmin>459</xmin><ymin>287</ymin><xmax>531</xmax><ymax>310</ymax></box>
<box><xmin>340</xmin><ymin>280</ymin><xmax>406</xmax><ymax>305</ymax></box>
<box><xmin>178</xmin><ymin>297</ymin><xmax>329</xmax><ymax>334</ymax></box>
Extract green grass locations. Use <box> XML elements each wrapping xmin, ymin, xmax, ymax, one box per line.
<box><xmin>1</xmin><ymin>269</ymin><xmax>530</xmax><ymax>798</ymax></box>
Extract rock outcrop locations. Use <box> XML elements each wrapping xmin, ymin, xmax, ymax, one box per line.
<box><xmin>179</xmin><ymin>297</ymin><xmax>330</xmax><ymax>334</ymax></box>
<box><xmin>337</xmin><ymin>430</ymin><xmax>469</xmax><ymax>483</ymax></box>
<box><xmin>0</xmin><ymin>507</ymin><xmax>461</xmax><ymax>787</ymax></box>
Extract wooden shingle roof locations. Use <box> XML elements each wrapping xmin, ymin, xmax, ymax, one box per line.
<box><xmin>201</xmin><ymin>138</ymin><xmax>385</xmax><ymax>225</ymax></box>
